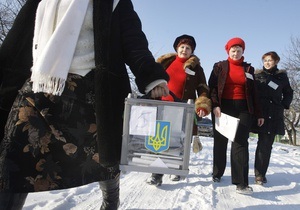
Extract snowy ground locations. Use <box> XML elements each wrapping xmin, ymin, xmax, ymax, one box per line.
<box><xmin>23</xmin><ymin>137</ymin><xmax>300</xmax><ymax>210</ymax></box>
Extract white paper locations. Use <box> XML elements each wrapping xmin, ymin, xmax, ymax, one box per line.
<box><xmin>129</xmin><ymin>106</ymin><xmax>157</xmax><ymax>136</ymax></box>
<box><xmin>215</xmin><ymin>112</ymin><xmax>240</xmax><ymax>141</ymax></box>
<box><xmin>129</xmin><ymin>157</ymin><xmax>180</xmax><ymax>169</ymax></box>
<box><xmin>149</xmin><ymin>157</ymin><xmax>169</xmax><ymax>168</ymax></box>
<box><xmin>162</xmin><ymin>106</ymin><xmax>184</xmax><ymax>134</ymax></box>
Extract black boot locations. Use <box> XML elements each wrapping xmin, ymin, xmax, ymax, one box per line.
<box><xmin>0</xmin><ymin>192</ymin><xmax>28</xmax><ymax>210</ymax></box>
<box><xmin>99</xmin><ymin>175</ymin><xmax>120</xmax><ymax>210</ymax></box>
<box><xmin>146</xmin><ymin>173</ymin><xmax>163</xmax><ymax>186</ymax></box>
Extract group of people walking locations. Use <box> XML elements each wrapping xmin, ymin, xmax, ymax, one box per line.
<box><xmin>0</xmin><ymin>0</ymin><xmax>294</xmax><ymax>209</ymax></box>
<box><xmin>145</xmin><ymin>35</ymin><xmax>293</xmax><ymax>196</ymax></box>
<box><xmin>209</xmin><ymin>38</ymin><xmax>293</xmax><ymax>194</ymax></box>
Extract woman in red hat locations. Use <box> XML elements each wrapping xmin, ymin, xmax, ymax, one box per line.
<box><xmin>146</xmin><ymin>34</ymin><xmax>211</xmax><ymax>186</ymax></box>
<box><xmin>208</xmin><ymin>37</ymin><xmax>264</xmax><ymax>194</ymax></box>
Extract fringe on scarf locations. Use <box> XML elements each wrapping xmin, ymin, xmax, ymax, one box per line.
<box><xmin>31</xmin><ymin>73</ymin><xmax>66</xmax><ymax>96</ymax></box>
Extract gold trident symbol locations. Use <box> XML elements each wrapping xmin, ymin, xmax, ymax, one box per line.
<box><xmin>148</xmin><ymin>122</ymin><xmax>168</xmax><ymax>151</ymax></box>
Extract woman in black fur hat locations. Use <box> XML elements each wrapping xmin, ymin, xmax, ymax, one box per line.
<box><xmin>146</xmin><ymin>34</ymin><xmax>211</xmax><ymax>186</ymax></box>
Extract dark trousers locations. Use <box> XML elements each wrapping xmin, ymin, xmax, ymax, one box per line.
<box><xmin>254</xmin><ymin>133</ymin><xmax>276</xmax><ymax>177</ymax></box>
<box><xmin>0</xmin><ymin>192</ymin><xmax>28</xmax><ymax>210</ymax></box>
<box><xmin>212</xmin><ymin>130</ymin><xmax>228</xmax><ymax>179</ymax></box>
<box><xmin>212</xmin><ymin>99</ymin><xmax>253</xmax><ymax>187</ymax></box>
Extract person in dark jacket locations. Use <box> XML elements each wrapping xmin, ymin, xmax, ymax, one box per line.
<box><xmin>252</xmin><ymin>51</ymin><xmax>293</xmax><ymax>185</ymax></box>
<box><xmin>208</xmin><ymin>37</ymin><xmax>264</xmax><ymax>195</ymax></box>
<box><xmin>146</xmin><ymin>34</ymin><xmax>211</xmax><ymax>186</ymax></box>
<box><xmin>0</xmin><ymin>0</ymin><xmax>169</xmax><ymax>209</ymax></box>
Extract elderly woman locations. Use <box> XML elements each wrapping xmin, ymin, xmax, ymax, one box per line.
<box><xmin>147</xmin><ymin>34</ymin><xmax>211</xmax><ymax>186</ymax></box>
<box><xmin>208</xmin><ymin>37</ymin><xmax>264</xmax><ymax>194</ymax></box>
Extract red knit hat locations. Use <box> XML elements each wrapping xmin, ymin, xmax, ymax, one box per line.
<box><xmin>225</xmin><ymin>37</ymin><xmax>245</xmax><ymax>53</ymax></box>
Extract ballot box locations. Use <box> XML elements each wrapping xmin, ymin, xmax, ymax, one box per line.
<box><xmin>119</xmin><ymin>94</ymin><xmax>195</xmax><ymax>178</ymax></box>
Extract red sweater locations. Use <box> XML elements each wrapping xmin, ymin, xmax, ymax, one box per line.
<box><xmin>162</xmin><ymin>56</ymin><xmax>188</xmax><ymax>101</ymax></box>
<box><xmin>222</xmin><ymin>57</ymin><xmax>246</xmax><ymax>100</ymax></box>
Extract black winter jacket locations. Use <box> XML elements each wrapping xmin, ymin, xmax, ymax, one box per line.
<box><xmin>252</xmin><ymin>67</ymin><xmax>293</xmax><ymax>135</ymax></box>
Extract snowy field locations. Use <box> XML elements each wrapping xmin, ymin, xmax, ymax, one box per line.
<box><xmin>23</xmin><ymin>137</ymin><xmax>300</xmax><ymax>210</ymax></box>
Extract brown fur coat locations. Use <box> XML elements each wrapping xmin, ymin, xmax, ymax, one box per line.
<box><xmin>157</xmin><ymin>53</ymin><xmax>211</xmax><ymax>116</ymax></box>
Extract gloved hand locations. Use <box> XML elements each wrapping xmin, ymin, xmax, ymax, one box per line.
<box><xmin>150</xmin><ymin>82</ymin><xmax>169</xmax><ymax>98</ymax></box>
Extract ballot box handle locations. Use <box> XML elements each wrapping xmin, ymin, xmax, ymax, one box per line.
<box><xmin>140</xmin><ymin>91</ymin><xmax>182</xmax><ymax>102</ymax></box>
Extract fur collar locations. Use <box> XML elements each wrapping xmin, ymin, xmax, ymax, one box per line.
<box><xmin>254</xmin><ymin>69</ymin><xmax>287</xmax><ymax>75</ymax></box>
<box><xmin>157</xmin><ymin>53</ymin><xmax>201</xmax><ymax>70</ymax></box>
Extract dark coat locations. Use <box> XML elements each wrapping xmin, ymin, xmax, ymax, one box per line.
<box><xmin>252</xmin><ymin>68</ymin><xmax>293</xmax><ymax>135</ymax></box>
<box><xmin>0</xmin><ymin>0</ymin><xmax>169</xmax><ymax>167</ymax></box>
<box><xmin>208</xmin><ymin>60</ymin><xmax>263</xmax><ymax>118</ymax></box>
<box><xmin>0</xmin><ymin>0</ymin><xmax>41</xmax><ymax>141</ymax></box>
<box><xmin>0</xmin><ymin>0</ymin><xmax>39</xmax><ymax>111</ymax></box>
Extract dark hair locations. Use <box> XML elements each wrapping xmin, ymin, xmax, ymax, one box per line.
<box><xmin>177</xmin><ymin>39</ymin><xmax>194</xmax><ymax>50</ymax></box>
<box><xmin>173</xmin><ymin>34</ymin><xmax>196</xmax><ymax>52</ymax></box>
<box><xmin>262</xmin><ymin>51</ymin><xmax>280</xmax><ymax>62</ymax></box>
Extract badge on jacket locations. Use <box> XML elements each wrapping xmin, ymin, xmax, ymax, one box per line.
<box><xmin>245</xmin><ymin>72</ymin><xmax>254</xmax><ymax>80</ymax></box>
<box><xmin>268</xmin><ymin>81</ymin><xmax>279</xmax><ymax>90</ymax></box>
<box><xmin>185</xmin><ymin>68</ymin><xmax>195</xmax><ymax>75</ymax></box>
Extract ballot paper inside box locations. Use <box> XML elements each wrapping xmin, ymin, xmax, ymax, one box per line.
<box><xmin>120</xmin><ymin>94</ymin><xmax>195</xmax><ymax>178</ymax></box>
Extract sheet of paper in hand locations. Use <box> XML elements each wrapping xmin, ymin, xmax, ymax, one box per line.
<box><xmin>215</xmin><ymin>112</ymin><xmax>240</xmax><ymax>141</ymax></box>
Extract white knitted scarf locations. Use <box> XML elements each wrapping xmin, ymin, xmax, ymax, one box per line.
<box><xmin>31</xmin><ymin>0</ymin><xmax>90</xmax><ymax>95</ymax></box>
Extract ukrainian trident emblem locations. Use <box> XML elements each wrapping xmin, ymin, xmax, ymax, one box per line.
<box><xmin>145</xmin><ymin>121</ymin><xmax>170</xmax><ymax>153</ymax></box>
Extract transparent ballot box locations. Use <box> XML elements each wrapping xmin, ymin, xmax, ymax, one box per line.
<box><xmin>120</xmin><ymin>94</ymin><xmax>195</xmax><ymax>178</ymax></box>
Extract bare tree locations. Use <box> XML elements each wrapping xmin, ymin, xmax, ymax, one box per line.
<box><xmin>282</xmin><ymin>36</ymin><xmax>300</xmax><ymax>145</ymax></box>
<box><xmin>0</xmin><ymin>0</ymin><xmax>25</xmax><ymax>43</ymax></box>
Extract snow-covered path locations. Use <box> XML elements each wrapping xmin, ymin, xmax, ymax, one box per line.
<box><xmin>24</xmin><ymin>137</ymin><xmax>300</xmax><ymax>210</ymax></box>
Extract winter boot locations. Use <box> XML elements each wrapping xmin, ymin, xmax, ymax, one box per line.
<box><xmin>170</xmin><ymin>175</ymin><xmax>181</xmax><ymax>181</ymax></box>
<box><xmin>255</xmin><ymin>176</ymin><xmax>267</xmax><ymax>185</ymax></box>
<box><xmin>236</xmin><ymin>185</ymin><xmax>253</xmax><ymax>195</ymax></box>
<box><xmin>99</xmin><ymin>175</ymin><xmax>120</xmax><ymax>210</ymax></box>
<box><xmin>0</xmin><ymin>192</ymin><xmax>28</xmax><ymax>210</ymax></box>
<box><xmin>147</xmin><ymin>173</ymin><xmax>163</xmax><ymax>186</ymax></box>
<box><xmin>212</xmin><ymin>176</ymin><xmax>221</xmax><ymax>183</ymax></box>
